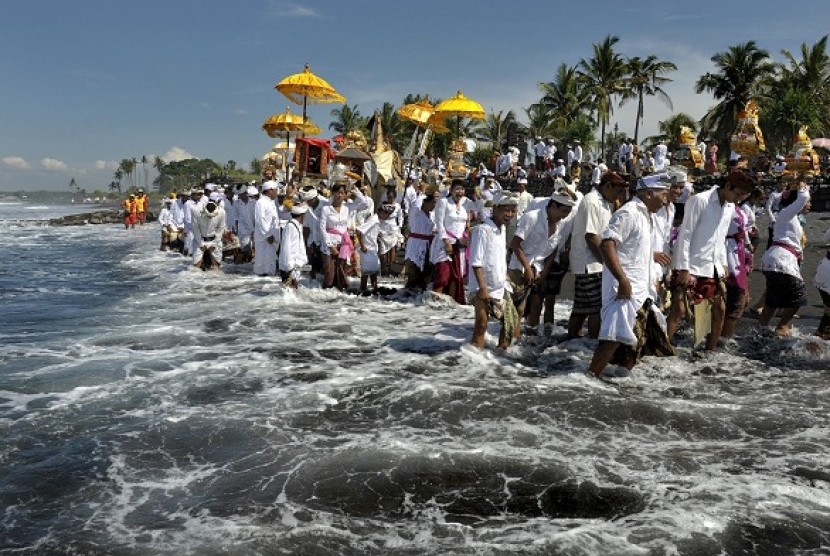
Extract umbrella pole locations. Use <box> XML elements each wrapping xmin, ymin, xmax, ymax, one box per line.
<box><xmin>285</xmin><ymin>131</ymin><xmax>291</xmax><ymax>184</ymax></box>
<box><xmin>301</xmin><ymin>96</ymin><xmax>307</xmax><ymax>178</ymax></box>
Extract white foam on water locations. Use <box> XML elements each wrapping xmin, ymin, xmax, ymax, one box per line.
<box><xmin>1</xmin><ymin>220</ymin><xmax>830</xmax><ymax>554</ymax></box>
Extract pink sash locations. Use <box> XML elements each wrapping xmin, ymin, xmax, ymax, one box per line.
<box><xmin>326</xmin><ymin>227</ymin><xmax>354</xmax><ymax>261</ymax></box>
<box><xmin>726</xmin><ymin>208</ymin><xmax>750</xmax><ymax>290</ymax></box>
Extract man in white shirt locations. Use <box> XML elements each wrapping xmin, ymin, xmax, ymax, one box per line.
<box><xmin>543</xmin><ymin>140</ymin><xmax>556</xmax><ymax>172</ymax></box>
<box><xmin>533</xmin><ymin>137</ymin><xmax>546</xmax><ymax>171</ymax></box>
<box><xmin>192</xmin><ymin>192</ymin><xmax>227</xmax><ymax>271</ymax></box>
<box><xmin>253</xmin><ymin>181</ymin><xmax>281</xmax><ymax>276</ymax></box>
<box><xmin>508</xmin><ymin>191</ymin><xmax>575</xmax><ymax>334</ymax></box>
<box><xmin>573</xmin><ymin>140</ymin><xmax>583</xmax><ymax>165</ymax></box>
<box><xmin>403</xmin><ymin>184</ymin><xmax>439</xmax><ymax>290</ymax></box>
<box><xmin>568</xmin><ymin>172</ymin><xmax>629</xmax><ymax>339</ymax></box>
<box><xmin>279</xmin><ymin>203</ymin><xmax>309</xmax><ymax>287</ymax></box>
<box><xmin>157</xmin><ymin>198</ymin><xmax>177</xmax><ymax>251</ymax></box>
<box><xmin>469</xmin><ymin>192</ymin><xmax>518</xmax><ymax>349</ymax></box>
<box><xmin>591</xmin><ymin>162</ymin><xmax>608</xmax><ymax>186</ymax></box>
<box><xmin>234</xmin><ymin>186</ymin><xmax>257</xmax><ymax>263</ymax></box>
<box><xmin>553</xmin><ymin>159</ymin><xmax>567</xmax><ymax>178</ymax></box>
<box><xmin>299</xmin><ymin>184</ymin><xmax>329</xmax><ymax>280</ymax></box>
<box><xmin>653</xmin><ymin>142</ymin><xmax>668</xmax><ymax>171</ymax></box>
<box><xmin>666</xmin><ymin>171</ymin><xmax>754</xmax><ymax>349</ymax></box>
<box><xmin>588</xmin><ymin>174</ymin><xmax>675</xmax><ymax>378</ymax></box>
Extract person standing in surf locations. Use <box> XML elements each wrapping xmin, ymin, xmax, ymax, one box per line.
<box><xmin>192</xmin><ymin>193</ymin><xmax>226</xmax><ymax>271</ymax></box>
<box><xmin>403</xmin><ymin>184</ymin><xmax>439</xmax><ymax>291</ymax></box>
<box><xmin>507</xmin><ymin>189</ymin><xmax>576</xmax><ymax>336</ymax></box>
<box><xmin>253</xmin><ymin>181</ymin><xmax>281</xmax><ymax>277</ymax></box>
<box><xmin>814</xmin><ymin>227</ymin><xmax>830</xmax><ymax>339</ymax></box>
<box><xmin>279</xmin><ymin>203</ymin><xmax>309</xmax><ymax>288</ymax></box>
<box><xmin>588</xmin><ymin>174</ymin><xmax>675</xmax><ymax>378</ymax></box>
<box><xmin>469</xmin><ymin>192</ymin><xmax>518</xmax><ymax>349</ymax></box>
<box><xmin>759</xmin><ymin>175</ymin><xmax>811</xmax><ymax>336</ymax></box>
<box><xmin>431</xmin><ymin>179</ymin><xmax>476</xmax><ymax>303</ymax></box>
<box><xmin>666</xmin><ymin>170</ymin><xmax>754</xmax><ymax>350</ymax></box>
<box><xmin>567</xmin><ymin>171</ymin><xmax>629</xmax><ymax>339</ymax></box>
<box><xmin>319</xmin><ymin>181</ymin><xmax>369</xmax><ymax>290</ymax></box>
<box><xmin>122</xmin><ymin>194</ymin><xmax>138</xmax><ymax>230</ymax></box>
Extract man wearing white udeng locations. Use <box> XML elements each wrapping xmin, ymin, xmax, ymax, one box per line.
<box><xmin>589</xmin><ymin>174</ymin><xmax>675</xmax><ymax>378</ymax></box>
<box><xmin>253</xmin><ymin>181</ymin><xmax>281</xmax><ymax>276</ymax></box>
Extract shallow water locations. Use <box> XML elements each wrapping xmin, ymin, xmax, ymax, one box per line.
<box><xmin>1</xmin><ymin>206</ymin><xmax>829</xmax><ymax>555</ymax></box>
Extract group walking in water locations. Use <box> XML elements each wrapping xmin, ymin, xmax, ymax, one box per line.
<box><xmin>142</xmin><ymin>154</ymin><xmax>829</xmax><ymax>379</ymax></box>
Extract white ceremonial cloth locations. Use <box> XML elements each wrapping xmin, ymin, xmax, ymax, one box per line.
<box><xmin>599</xmin><ymin>197</ymin><xmax>660</xmax><ymax>346</ymax></box>
<box><xmin>157</xmin><ymin>207</ymin><xmax>174</xmax><ymax>229</ymax></box>
<box><xmin>357</xmin><ymin>214</ymin><xmax>381</xmax><ymax>274</ymax></box>
<box><xmin>253</xmin><ymin>196</ymin><xmax>280</xmax><ymax>276</ymax></box>
<box><xmin>279</xmin><ymin>219</ymin><xmax>308</xmax><ymax>273</ymax></box>
<box><xmin>235</xmin><ymin>198</ymin><xmax>256</xmax><ymax>248</ymax></box>
<box><xmin>192</xmin><ymin>207</ymin><xmax>226</xmax><ymax>265</ymax></box>
<box><xmin>404</xmin><ymin>208</ymin><xmax>435</xmax><ymax>270</ymax></box>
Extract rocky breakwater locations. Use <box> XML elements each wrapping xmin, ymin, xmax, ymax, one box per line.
<box><xmin>49</xmin><ymin>210</ymin><xmax>156</xmax><ymax>226</ymax></box>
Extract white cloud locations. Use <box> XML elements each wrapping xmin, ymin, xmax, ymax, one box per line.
<box><xmin>269</xmin><ymin>1</ymin><xmax>320</xmax><ymax>18</ymax></box>
<box><xmin>234</xmin><ymin>108</ymin><xmax>248</xmax><ymax>115</ymax></box>
<box><xmin>2</xmin><ymin>156</ymin><xmax>31</xmax><ymax>170</ymax></box>
<box><xmin>41</xmin><ymin>157</ymin><xmax>69</xmax><ymax>172</ymax></box>
<box><xmin>162</xmin><ymin>146</ymin><xmax>197</xmax><ymax>162</ymax></box>
<box><xmin>200</xmin><ymin>102</ymin><xmax>211</xmax><ymax>110</ymax></box>
<box><xmin>95</xmin><ymin>160</ymin><xmax>107</xmax><ymax>170</ymax></box>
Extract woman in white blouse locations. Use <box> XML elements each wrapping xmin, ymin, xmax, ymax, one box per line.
<box><xmin>759</xmin><ymin>176</ymin><xmax>811</xmax><ymax>336</ymax></box>
<box><xmin>430</xmin><ymin>179</ymin><xmax>477</xmax><ymax>303</ymax></box>
<box><xmin>318</xmin><ymin>181</ymin><xmax>368</xmax><ymax>290</ymax></box>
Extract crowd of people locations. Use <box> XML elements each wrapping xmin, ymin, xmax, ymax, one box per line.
<box><xmin>140</xmin><ymin>155</ymin><xmax>829</xmax><ymax>379</ymax></box>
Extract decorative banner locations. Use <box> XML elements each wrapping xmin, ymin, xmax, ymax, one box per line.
<box><xmin>417</xmin><ymin>129</ymin><xmax>432</xmax><ymax>157</ymax></box>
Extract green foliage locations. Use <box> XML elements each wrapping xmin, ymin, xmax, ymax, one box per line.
<box><xmin>465</xmin><ymin>145</ymin><xmax>497</xmax><ymax>170</ymax></box>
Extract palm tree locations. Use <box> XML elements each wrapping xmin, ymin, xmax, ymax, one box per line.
<box><xmin>153</xmin><ymin>156</ymin><xmax>165</xmax><ymax>192</ymax></box>
<box><xmin>620</xmin><ymin>55</ymin><xmax>677</xmax><ymax>144</ymax></box>
<box><xmin>642</xmin><ymin>112</ymin><xmax>698</xmax><ymax>151</ymax></box>
<box><xmin>68</xmin><ymin>178</ymin><xmax>79</xmax><ymax>194</ymax></box>
<box><xmin>329</xmin><ymin>104</ymin><xmax>366</xmax><ymax>135</ymax></box>
<box><xmin>540</xmin><ymin>63</ymin><xmax>591</xmax><ymax>128</ymax></box>
<box><xmin>761</xmin><ymin>35</ymin><xmax>830</xmax><ymax>151</ymax></box>
<box><xmin>131</xmin><ymin>157</ymin><xmax>138</xmax><ymax>189</ymax></box>
<box><xmin>475</xmin><ymin>109</ymin><xmax>516</xmax><ymax>148</ymax></box>
<box><xmin>141</xmin><ymin>155</ymin><xmax>148</xmax><ymax>190</ymax></box>
<box><xmin>780</xmin><ymin>35</ymin><xmax>830</xmax><ymax>102</ymax></box>
<box><xmin>376</xmin><ymin>102</ymin><xmax>406</xmax><ymax>152</ymax></box>
<box><xmin>695</xmin><ymin>40</ymin><xmax>775</xmax><ymax>147</ymax></box>
<box><xmin>523</xmin><ymin>103</ymin><xmax>555</xmax><ymax>140</ymax></box>
<box><xmin>578</xmin><ymin>35</ymin><xmax>629</xmax><ymax>162</ymax></box>
<box><xmin>112</xmin><ymin>168</ymin><xmax>123</xmax><ymax>194</ymax></box>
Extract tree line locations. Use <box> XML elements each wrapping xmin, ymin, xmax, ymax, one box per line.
<box><xmin>327</xmin><ymin>34</ymin><xmax>830</xmax><ymax>165</ymax></box>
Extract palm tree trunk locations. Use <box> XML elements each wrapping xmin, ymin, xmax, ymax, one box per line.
<box><xmin>634</xmin><ymin>90</ymin><xmax>644</xmax><ymax>145</ymax></box>
<box><xmin>600</xmin><ymin>119</ymin><xmax>607</xmax><ymax>164</ymax></box>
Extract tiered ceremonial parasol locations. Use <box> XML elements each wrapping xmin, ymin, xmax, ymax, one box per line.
<box><xmin>397</xmin><ymin>99</ymin><xmax>435</xmax><ymax>127</ymax></box>
<box><xmin>433</xmin><ymin>90</ymin><xmax>485</xmax><ymax>135</ymax></box>
<box><xmin>275</xmin><ymin>64</ymin><xmax>345</xmax><ymax>135</ymax></box>
<box><xmin>261</xmin><ymin>107</ymin><xmax>321</xmax><ymax>138</ymax></box>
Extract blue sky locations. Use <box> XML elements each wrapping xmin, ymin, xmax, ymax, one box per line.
<box><xmin>1</xmin><ymin>0</ymin><xmax>828</xmax><ymax>191</ymax></box>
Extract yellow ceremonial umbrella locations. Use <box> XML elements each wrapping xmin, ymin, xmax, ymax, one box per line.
<box><xmin>426</xmin><ymin>112</ymin><xmax>450</xmax><ymax>134</ymax></box>
<box><xmin>397</xmin><ymin>99</ymin><xmax>435</xmax><ymax>126</ymax></box>
<box><xmin>275</xmin><ymin>64</ymin><xmax>345</xmax><ymax>135</ymax></box>
<box><xmin>433</xmin><ymin>90</ymin><xmax>486</xmax><ymax>135</ymax></box>
<box><xmin>261</xmin><ymin>107</ymin><xmax>321</xmax><ymax>137</ymax></box>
